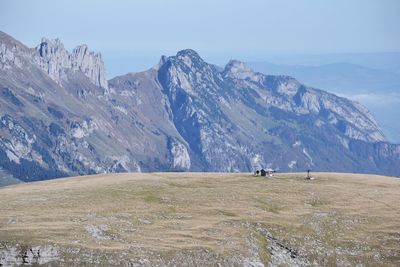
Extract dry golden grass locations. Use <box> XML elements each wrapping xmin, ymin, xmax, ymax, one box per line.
<box><xmin>0</xmin><ymin>172</ymin><xmax>399</xmax><ymax>266</ymax></box>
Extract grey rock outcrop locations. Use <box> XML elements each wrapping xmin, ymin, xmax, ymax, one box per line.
<box><xmin>35</xmin><ymin>38</ymin><xmax>108</xmax><ymax>90</ymax></box>
<box><xmin>35</xmin><ymin>38</ymin><xmax>70</xmax><ymax>83</ymax></box>
<box><xmin>0</xmin><ymin>244</ymin><xmax>59</xmax><ymax>266</ymax></box>
<box><xmin>0</xmin><ymin>31</ymin><xmax>32</xmax><ymax>70</ymax></box>
<box><xmin>223</xmin><ymin>60</ymin><xmax>385</xmax><ymax>143</ymax></box>
<box><xmin>70</xmin><ymin>44</ymin><xmax>108</xmax><ymax>90</ymax></box>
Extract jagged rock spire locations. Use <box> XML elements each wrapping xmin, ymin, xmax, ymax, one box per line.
<box><xmin>223</xmin><ymin>59</ymin><xmax>256</xmax><ymax>80</ymax></box>
<box><xmin>35</xmin><ymin>38</ymin><xmax>108</xmax><ymax>90</ymax></box>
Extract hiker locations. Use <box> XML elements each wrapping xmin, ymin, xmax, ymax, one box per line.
<box><xmin>306</xmin><ymin>169</ymin><xmax>314</xmax><ymax>180</ymax></box>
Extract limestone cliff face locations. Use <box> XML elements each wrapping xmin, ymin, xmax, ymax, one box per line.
<box><xmin>0</xmin><ymin>32</ymin><xmax>108</xmax><ymax>91</ymax></box>
<box><xmin>0</xmin><ymin>31</ymin><xmax>32</xmax><ymax>70</ymax></box>
<box><xmin>70</xmin><ymin>44</ymin><xmax>108</xmax><ymax>90</ymax></box>
<box><xmin>35</xmin><ymin>38</ymin><xmax>70</xmax><ymax>83</ymax></box>
<box><xmin>223</xmin><ymin>60</ymin><xmax>385</xmax><ymax>143</ymax></box>
<box><xmin>35</xmin><ymin>38</ymin><xmax>108</xmax><ymax>90</ymax></box>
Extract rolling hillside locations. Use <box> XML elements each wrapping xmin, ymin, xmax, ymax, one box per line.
<box><xmin>1</xmin><ymin>172</ymin><xmax>399</xmax><ymax>266</ymax></box>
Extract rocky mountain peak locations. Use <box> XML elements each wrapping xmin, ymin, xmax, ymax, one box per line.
<box><xmin>72</xmin><ymin>44</ymin><xmax>88</xmax><ymax>54</ymax></box>
<box><xmin>158</xmin><ymin>49</ymin><xmax>223</xmax><ymax>97</ymax></box>
<box><xmin>37</xmin><ymin>38</ymin><xmax>65</xmax><ymax>55</ymax></box>
<box><xmin>70</xmin><ymin>44</ymin><xmax>108</xmax><ymax>89</ymax></box>
<box><xmin>35</xmin><ymin>38</ymin><xmax>70</xmax><ymax>82</ymax></box>
<box><xmin>223</xmin><ymin>59</ymin><xmax>260</xmax><ymax>81</ymax></box>
<box><xmin>0</xmin><ymin>31</ymin><xmax>33</xmax><ymax>70</ymax></box>
<box><xmin>0</xmin><ymin>31</ymin><xmax>28</xmax><ymax>50</ymax></box>
<box><xmin>35</xmin><ymin>38</ymin><xmax>108</xmax><ymax>90</ymax></box>
<box><xmin>173</xmin><ymin>49</ymin><xmax>206</xmax><ymax>69</ymax></box>
<box><xmin>176</xmin><ymin>49</ymin><xmax>202</xmax><ymax>60</ymax></box>
<box><xmin>225</xmin><ymin>59</ymin><xmax>252</xmax><ymax>72</ymax></box>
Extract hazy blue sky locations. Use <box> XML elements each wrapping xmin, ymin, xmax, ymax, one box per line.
<box><xmin>1</xmin><ymin>0</ymin><xmax>400</xmax><ymax>76</ymax></box>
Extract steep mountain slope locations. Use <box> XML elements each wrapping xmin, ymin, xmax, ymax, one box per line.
<box><xmin>0</xmin><ymin>31</ymin><xmax>139</xmax><ymax>182</ymax></box>
<box><xmin>0</xmin><ymin>31</ymin><xmax>399</xmax><ymax>183</ymax></box>
<box><xmin>153</xmin><ymin>52</ymin><xmax>397</xmax><ymax>174</ymax></box>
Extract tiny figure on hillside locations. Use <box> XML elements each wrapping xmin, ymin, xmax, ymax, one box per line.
<box><xmin>306</xmin><ymin>169</ymin><xmax>314</xmax><ymax>180</ymax></box>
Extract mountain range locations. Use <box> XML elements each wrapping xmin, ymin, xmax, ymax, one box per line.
<box><xmin>0</xmin><ymin>31</ymin><xmax>399</xmax><ymax>184</ymax></box>
<box><xmin>248</xmin><ymin>61</ymin><xmax>400</xmax><ymax>143</ymax></box>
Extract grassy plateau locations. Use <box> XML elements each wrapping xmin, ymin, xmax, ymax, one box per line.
<box><xmin>0</xmin><ymin>172</ymin><xmax>399</xmax><ymax>266</ymax></box>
